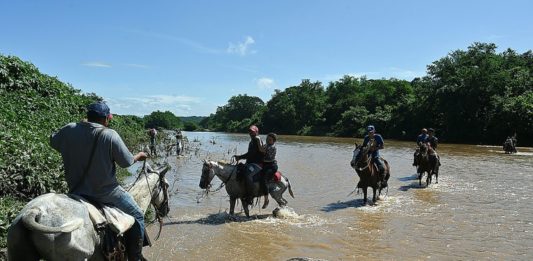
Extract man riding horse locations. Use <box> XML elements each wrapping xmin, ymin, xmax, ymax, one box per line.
<box><xmin>233</xmin><ymin>125</ymin><xmax>266</xmax><ymax>205</ymax></box>
<box><xmin>413</xmin><ymin>128</ymin><xmax>428</xmax><ymax>166</ymax></box>
<box><xmin>361</xmin><ymin>125</ymin><xmax>387</xmax><ymax>188</ymax></box>
<box><xmin>51</xmin><ymin>102</ymin><xmax>149</xmax><ymax>261</ymax></box>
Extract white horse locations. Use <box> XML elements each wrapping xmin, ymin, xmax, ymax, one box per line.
<box><xmin>7</xmin><ymin>164</ymin><xmax>170</xmax><ymax>261</ymax></box>
<box><xmin>199</xmin><ymin>160</ymin><xmax>294</xmax><ymax>217</ymax></box>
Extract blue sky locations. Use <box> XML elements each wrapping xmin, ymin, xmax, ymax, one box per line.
<box><xmin>1</xmin><ymin>0</ymin><xmax>532</xmax><ymax>116</ymax></box>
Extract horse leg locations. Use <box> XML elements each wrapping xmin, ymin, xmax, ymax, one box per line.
<box><xmin>363</xmin><ymin>187</ymin><xmax>368</xmax><ymax>205</ymax></box>
<box><xmin>229</xmin><ymin>196</ymin><xmax>236</xmax><ymax>215</ymax></box>
<box><xmin>418</xmin><ymin>170</ymin><xmax>422</xmax><ymax>187</ymax></box>
<box><xmin>426</xmin><ymin>171</ymin><xmax>431</xmax><ymax>186</ymax></box>
<box><xmin>7</xmin><ymin>221</ymin><xmax>40</xmax><ymax>261</ymax></box>
<box><xmin>241</xmin><ymin>198</ymin><xmax>250</xmax><ymax>218</ymax></box>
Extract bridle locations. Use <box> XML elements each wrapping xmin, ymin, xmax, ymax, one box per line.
<box><xmin>129</xmin><ymin>161</ymin><xmax>170</xmax><ymax>241</ymax></box>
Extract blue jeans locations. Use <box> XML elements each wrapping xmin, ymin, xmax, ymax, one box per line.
<box><xmin>369</xmin><ymin>151</ymin><xmax>384</xmax><ymax>172</ymax></box>
<box><xmin>87</xmin><ymin>186</ymin><xmax>144</xmax><ymax>255</ymax></box>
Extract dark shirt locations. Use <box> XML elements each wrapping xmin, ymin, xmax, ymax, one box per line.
<box><xmin>416</xmin><ymin>133</ymin><xmax>428</xmax><ymax>144</ymax></box>
<box><xmin>239</xmin><ymin>136</ymin><xmax>264</xmax><ymax>164</ymax></box>
<box><xmin>363</xmin><ymin>134</ymin><xmax>384</xmax><ymax>150</ymax></box>
<box><xmin>426</xmin><ymin>136</ymin><xmax>438</xmax><ymax>149</ymax></box>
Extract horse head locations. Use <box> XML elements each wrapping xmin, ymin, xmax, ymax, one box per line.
<box><xmin>351</xmin><ymin>143</ymin><xmax>370</xmax><ymax>169</ymax></box>
<box><xmin>199</xmin><ymin>160</ymin><xmax>216</xmax><ymax>189</ymax></box>
<box><xmin>149</xmin><ymin>165</ymin><xmax>171</xmax><ymax>218</ymax></box>
<box><xmin>419</xmin><ymin>142</ymin><xmax>428</xmax><ymax>156</ymax></box>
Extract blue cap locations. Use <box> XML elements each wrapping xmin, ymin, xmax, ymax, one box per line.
<box><xmin>87</xmin><ymin>102</ymin><xmax>111</xmax><ymax>118</ymax></box>
<box><xmin>367</xmin><ymin>125</ymin><xmax>375</xmax><ymax>132</ymax></box>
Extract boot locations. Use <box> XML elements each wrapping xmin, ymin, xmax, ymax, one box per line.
<box><xmin>125</xmin><ymin>236</ymin><xmax>146</xmax><ymax>261</ymax></box>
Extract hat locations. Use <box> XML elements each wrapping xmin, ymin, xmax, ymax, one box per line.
<box><xmin>428</xmin><ymin>128</ymin><xmax>435</xmax><ymax>132</ymax></box>
<box><xmin>87</xmin><ymin>102</ymin><xmax>112</xmax><ymax>119</ymax></box>
<box><xmin>249</xmin><ymin>125</ymin><xmax>259</xmax><ymax>135</ymax></box>
<box><xmin>367</xmin><ymin>125</ymin><xmax>375</xmax><ymax>132</ymax></box>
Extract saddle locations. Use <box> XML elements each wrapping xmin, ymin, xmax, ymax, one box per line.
<box><xmin>69</xmin><ymin>194</ymin><xmax>135</xmax><ymax>234</ymax></box>
<box><xmin>69</xmin><ymin>194</ymin><xmax>136</xmax><ymax>260</ymax></box>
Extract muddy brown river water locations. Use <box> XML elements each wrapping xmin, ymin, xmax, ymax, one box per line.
<box><xmin>139</xmin><ymin>132</ymin><xmax>533</xmax><ymax>260</ymax></box>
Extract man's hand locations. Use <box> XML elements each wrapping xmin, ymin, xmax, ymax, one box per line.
<box><xmin>134</xmin><ymin>152</ymin><xmax>148</xmax><ymax>162</ymax></box>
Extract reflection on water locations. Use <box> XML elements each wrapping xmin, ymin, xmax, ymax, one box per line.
<box><xmin>143</xmin><ymin>132</ymin><xmax>533</xmax><ymax>260</ymax></box>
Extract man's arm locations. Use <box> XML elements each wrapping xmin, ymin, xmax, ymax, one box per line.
<box><xmin>110</xmin><ymin>130</ymin><xmax>136</xmax><ymax>168</ymax></box>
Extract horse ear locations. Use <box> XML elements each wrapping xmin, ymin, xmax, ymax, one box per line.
<box><xmin>354</xmin><ymin>142</ymin><xmax>359</xmax><ymax>148</ymax></box>
<box><xmin>159</xmin><ymin>165</ymin><xmax>171</xmax><ymax>178</ymax></box>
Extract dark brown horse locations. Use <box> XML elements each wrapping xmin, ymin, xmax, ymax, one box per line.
<box><xmin>503</xmin><ymin>138</ymin><xmax>516</xmax><ymax>154</ymax></box>
<box><xmin>416</xmin><ymin>143</ymin><xmax>439</xmax><ymax>186</ymax></box>
<box><xmin>350</xmin><ymin>143</ymin><xmax>390</xmax><ymax>204</ymax></box>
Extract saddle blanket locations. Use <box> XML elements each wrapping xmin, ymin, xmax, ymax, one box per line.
<box><xmin>69</xmin><ymin>194</ymin><xmax>135</xmax><ymax>235</ymax></box>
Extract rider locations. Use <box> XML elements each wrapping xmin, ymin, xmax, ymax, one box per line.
<box><xmin>511</xmin><ymin>134</ymin><xmax>518</xmax><ymax>153</ymax></box>
<box><xmin>413</xmin><ymin>128</ymin><xmax>428</xmax><ymax>166</ymax></box>
<box><xmin>362</xmin><ymin>125</ymin><xmax>386</xmax><ymax>187</ymax></box>
<box><xmin>261</xmin><ymin>132</ymin><xmax>278</xmax><ymax>209</ymax></box>
<box><xmin>175</xmin><ymin>129</ymin><xmax>183</xmax><ymax>155</ymax></box>
<box><xmin>234</xmin><ymin>125</ymin><xmax>264</xmax><ymax>204</ymax></box>
<box><xmin>426</xmin><ymin>128</ymin><xmax>438</xmax><ymax>150</ymax></box>
<box><xmin>425</xmin><ymin>128</ymin><xmax>441</xmax><ymax>166</ymax></box>
<box><xmin>148</xmin><ymin>128</ymin><xmax>157</xmax><ymax>155</ymax></box>
<box><xmin>50</xmin><ymin>102</ymin><xmax>148</xmax><ymax>261</ymax></box>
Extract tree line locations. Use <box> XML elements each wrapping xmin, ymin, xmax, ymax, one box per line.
<box><xmin>200</xmin><ymin>43</ymin><xmax>533</xmax><ymax>146</ymax></box>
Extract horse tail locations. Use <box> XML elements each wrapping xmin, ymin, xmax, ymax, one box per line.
<box><xmin>285</xmin><ymin>177</ymin><xmax>295</xmax><ymax>198</ymax></box>
<box><xmin>22</xmin><ymin>208</ymin><xmax>83</xmax><ymax>233</ymax></box>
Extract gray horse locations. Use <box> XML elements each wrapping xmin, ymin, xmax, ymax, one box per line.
<box><xmin>7</xmin><ymin>164</ymin><xmax>170</xmax><ymax>261</ymax></box>
<box><xmin>199</xmin><ymin>160</ymin><xmax>294</xmax><ymax>218</ymax></box>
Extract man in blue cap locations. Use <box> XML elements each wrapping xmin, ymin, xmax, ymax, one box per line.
<box><xmin>50</xmin><ymin>101</ymin><xmax>148</xmax><ymax>260</ymax></box>
<box><xmin>362</xmin><ymin>125</ymin><xmax>386</xmax><ymax>187</ymax></box>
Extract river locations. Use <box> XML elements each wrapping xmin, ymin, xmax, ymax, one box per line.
<box><xmin>141</xmin><ymin>131</ymin><xmax>533</xmax><ymax>260</ymax></box>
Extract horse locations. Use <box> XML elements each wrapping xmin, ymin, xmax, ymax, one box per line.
<box><xmin>350</xmin><ymin>143</ymin><xmax>390</xmax><ymax>205</ymax></box>
<box><xmin>416</xmin><ymin>143</ymin><xmax>440</xmax><ymax>186</ymax></box>
<box><xmin>199</xmin><ymin>160</ymin><xmax>294</xmax><ymax>218</ymax></box>
<box><xmin>7</xmin><ymin>163</ymin><xmax>171</xmax><ymax>261</ymax></box>
<box><xmin>503</xmin><ymin>138</ymin><xmax>516</xmax><ymax>154</ymax></box>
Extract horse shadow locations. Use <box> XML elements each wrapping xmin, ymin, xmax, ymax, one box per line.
<box><xmin>162</xmin><ymin>212</ymin><xmax>272</xmax><ymax>227</ymax></box>
<box><xmin>398</xmin><ymin>174</ymin><xmax>427</xmax><ymax>191</ymax></box>
<box><xmin>321</xmin><ymin>198</ymin><xmax>368</xmax><ymax>212</ymax></box>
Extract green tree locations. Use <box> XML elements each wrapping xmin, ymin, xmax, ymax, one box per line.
<box><xmin>144</xmin><ymin>110</ymin><xmax>182</xmax><ymax>129</ymax></box>
<box><xmin>262</xmin><ymin>79</ymin><xmax>326</xmax><ymax>135</ymax></box>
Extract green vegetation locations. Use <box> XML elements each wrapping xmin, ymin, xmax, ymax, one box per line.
<box><xmin>203</xmin><ymin>43</ymin><xmax>533</xmax><ymax>146</ymax></box>
<box><xmin>0</xmin><ymin>55</ymin><xmax>145</xmax><ymax>250</ymax></box>
<box><xmin>144</xmin><ymin>110</ymin><xmax>183</xmax><ymax>130</ymax></box>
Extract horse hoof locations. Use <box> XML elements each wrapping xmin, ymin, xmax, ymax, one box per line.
<box><xmin>272</xmin><ymin>207</ymin><xmax>280</xmax><ymax>217</ymax></box>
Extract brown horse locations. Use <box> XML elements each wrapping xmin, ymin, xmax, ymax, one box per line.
<box><xmin>416</xmin><ymin>143</ymin><xmax>439</xmax><ymax>186</ymax></box>
<box><xmin>350</xmin><ymin>143</ymin><xmax>390</xmax><ymax>204</ymax></box>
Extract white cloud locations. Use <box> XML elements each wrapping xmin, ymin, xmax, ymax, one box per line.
<box><xmin>227</xmin><ymin>36</ymin><xmax>256</xmax><ymax>56</ymax></box>
<box><xmin>106</xmin><ymin>95</ymin><xmax>203</xmax><ymax>116</ymax></box>
<box><xmin>82</xmin><ymin>62</ymin><xmax>112</xmax><ymax>68</ymax></box>
<box><xmin>256</xmin><ymin>77</ymin><xmax>275</xmax><ymax>89</ymax></box>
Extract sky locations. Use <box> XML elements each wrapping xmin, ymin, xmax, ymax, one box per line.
<box><xmin>1</xmin><ymin>0</ymin><xmax>532</xmax><ymax>116</ymax></box>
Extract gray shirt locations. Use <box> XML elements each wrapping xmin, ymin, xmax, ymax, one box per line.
<box><xmin>50</xmin><ymin>121</ymin><xmax>134</xmax><ymax>197</ymax></box>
